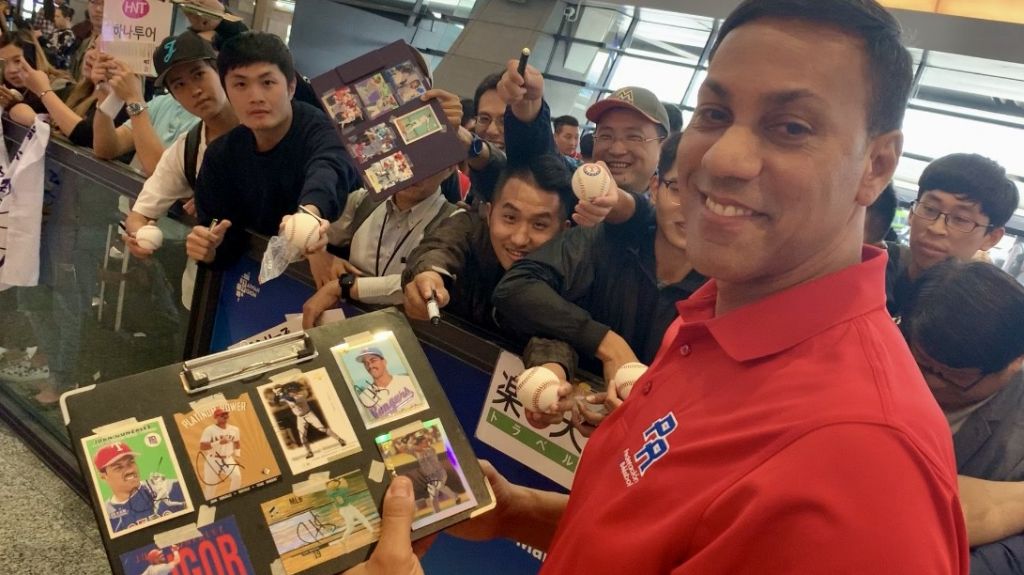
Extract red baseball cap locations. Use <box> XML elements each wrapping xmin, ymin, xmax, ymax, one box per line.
<box><xmin>146</xmin><ymin>549</ymin><xmax>163</xmax><ymax>563</ymax></box>
<box><xmin>93</xmin><ymin>442</ymin><xmax>137</xmax><ymax>470</ymax></box>
<box><xmin>213</xmin><ymin>406</ymin><xmax>229</xmax><ymax>417</ymax></box>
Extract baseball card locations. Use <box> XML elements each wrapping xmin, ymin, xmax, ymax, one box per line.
<box><xmin>256</xmin><ymin>367</ymin><xmax>361</xmax><ymax>474</ymax></box>
<box><xmin>260</xmin><ymin>470</ymin><xmax>380</xmax><ymax>574</ymax></box>
<box><xmin>375</xmin><ymin>419</ymin><xmax>477</xmax><ymax>530</ymax></box>
<box><xmin>347</xmin><ymin>123</ymin><xmax>398</xmax><ymax>164</ymax></box>
<box><xmin>81</xmin><ymin>417</ymin><xmax>193</xmax><ymax>539</ymax></box>
<box><xmin>331</xmin><ymin>331</ymin><xmax>428</xmax><ymax>429</ymax></box>
<box><xmin>384</xmin><ymin>60</ymin><xmax>428</xmax><ymax>105</ymax></box>
<box><xmin>320</xmin><ymin>86</ymin><xmax>363</xmax><ymax>131</ymax></box>
<box><xmin>391</xmin><ymin>105</ymin><xmax>444</xmax><ymax>145</ymax></box>
<box><xmin>118</xmin><ymin>516</ymin><xmax>256</xmax><ymax>575</ymax></box>
<box><xmin>353</xmin><ymin>73</ymin><xmax>399</xmax><ymax>120</ymax></box>
<box><xmin>363</xmin><ymin>151</ymin><xmax>414</xmax><ymax>194</ymax></box>
<box><xmin>173</xmin><ymin>393</ymin><xmax>281</xmax><ymax>503</ymax></box>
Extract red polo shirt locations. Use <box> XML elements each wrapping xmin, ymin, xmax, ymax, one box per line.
<box><xmin>540</xmin><ymin>247</ymin><xmax>967</xmax><ymax>574</ymax></box>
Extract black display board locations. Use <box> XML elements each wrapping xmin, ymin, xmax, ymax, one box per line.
<box><xmin>63</xmin><ymin>309</ymin><xmax>493</xmax><ymax>575</ymax></box>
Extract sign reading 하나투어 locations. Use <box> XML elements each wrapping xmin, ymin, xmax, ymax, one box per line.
<box><xmin>102</xmin><ymin>0</ymin><xmax>174</xmax><ymax>76</ymax></box>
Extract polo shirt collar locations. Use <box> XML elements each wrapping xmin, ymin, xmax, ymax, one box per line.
<box><xmin>676</xmin><ymin>246</ymin><xmax>888</xmax><ymax>362</ymax></box>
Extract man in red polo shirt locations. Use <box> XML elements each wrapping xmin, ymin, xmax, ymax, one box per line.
<box><xmin>340</xmin><ymin>0</ymin><xmax>968</xmax><ymax>573</ymax></box>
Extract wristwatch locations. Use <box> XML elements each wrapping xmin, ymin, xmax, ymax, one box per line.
<box><xmin>468</xmin><ymin>134</ymin><xmax>487</xmax><ymax>159</ymax></box>
<box><xmin>126</xmin><ymin>101</ymin><xmax>148</xmax><ymax>117</ymax></box>
<box><xmin>338</xmin><ymin>273</ymin><xmax>356</xmax><ymax>301</ymax></box>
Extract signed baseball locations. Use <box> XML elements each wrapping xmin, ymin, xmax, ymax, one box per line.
<box><xmin>135</xmin><ymin>224</ymin><xmax>163</xmax><ymax>251</ymax></box>
<box><xmin>572</xmin><ymin>162</ymin><xmax>613</xmax><ymax>202</ymax></box>
<box><xmin>283</xmin><ymin>212</ymin><xmax>321</xmax><ymax>252</ymax></box>
<box><xmin>516</xmin><ymin>366</ymin><xmax>562</xmax><ymax>412</ymax></box>
<box><xmin>612</xmin><ymin>362</ymin><xmax>648</xmax><ymax>400</ymax></box>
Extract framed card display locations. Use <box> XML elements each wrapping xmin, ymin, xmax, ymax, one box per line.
<box><xmin>311</xmin><ymin>40</ymin><xmax>466</xmax><ymax>201</ymax></box>
<box><xmin>62</xmin><ymin>308</ymin><xmax>494</xmax><ymax>575</ymax></box>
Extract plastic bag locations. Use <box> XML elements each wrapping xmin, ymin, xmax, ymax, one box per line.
<box><xmin>259</xmin><ymin>234</ymin><xmax>304</xmax><ymax>284</ymax></box>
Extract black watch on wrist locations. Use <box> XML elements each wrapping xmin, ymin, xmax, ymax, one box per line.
<box><xmin>338</xmin><ymin>273</ymin><xmax>356</xmax><ymax>301</ymax></box>
<box><xmin>468</xmin><ymin>135</ymin><xmax>487</xmax><ymax>159</ymax></box>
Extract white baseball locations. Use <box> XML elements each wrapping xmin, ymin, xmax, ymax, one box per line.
<box><xmin>516</xmin><ymin>366</ymin><xmax>562</xmax><ymax>412</ymax></box>
<box><xmin>135</xmin><ymin>224</ymin><xmax>163</xmax><ymax>251</ymax></box>
<box><xmin>612</xmin><ymin>362</ymin><xmax>648</xmax><ymax>400</ymax></box>
<box><xmin>572</xmin><ymin>162</ymin><xmax>613</xmax><ymax>202</ymax></box>
<box><xmin>283</xmin><ymin>212</ymin><xmax>321</xmax><ymax>251</ymax></box>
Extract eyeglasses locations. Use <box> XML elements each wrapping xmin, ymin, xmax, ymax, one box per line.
<box><xmin>475</xmin><ymin>115</ymin><xmax>504</xmax><ymax>132</ymax></box>
<box><xmin>659</xmin><ymin>177</ymin><xmax>683</xmax><ymax>206</ymax></box>
<box><xmin>593</xmin><ymin>132</ymin><xmax>663</xmax><ymax>149</ymax></box>
<box><xmin>910</xmin><ymin>201</ymin><xmax>992</xmax><ymax>234</ymax></box>
<box><xmin>911</xmin><ymin>345</ymin><xmax>989</xmax><ymax>391</ymax></box>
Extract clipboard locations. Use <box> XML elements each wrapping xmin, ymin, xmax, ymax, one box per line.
<box><xmin>63</xmin><ymin>308</ymin><xmax>495</xmax><ymax>575</ymax></box>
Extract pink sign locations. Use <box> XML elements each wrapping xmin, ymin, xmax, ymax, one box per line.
<box><xmin>121</xmin><ymin>0</ymin><xmax>150</xmax><ymax>19</ymax></box>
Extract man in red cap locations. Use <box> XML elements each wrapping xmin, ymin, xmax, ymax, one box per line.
<box><xmin>94</xmin><ymin>442</ymin><xmax>187</xmax><ymax>534</ymax></box>
<box><xmin>141</xmin><ymin>545</ymin><xmax>180</xmax><ymax>575</ymax></box>
<box><xmin>199</xmin><ymin>405</ymin><xmax>241</xmax><ymax>499</ymax></box>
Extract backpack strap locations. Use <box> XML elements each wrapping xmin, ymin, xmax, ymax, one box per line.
<box><xmin>183</xmin><ymin>122</ymin><xmax>204</xmax><ymax>190</ymax></box>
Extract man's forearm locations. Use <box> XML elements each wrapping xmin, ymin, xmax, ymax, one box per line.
<box><xmin>129</xmin><ymin>110</ymin><xmax>167</xmax><ymax>176</ymax></box>
<box><xmin>959</xmin><ymin>475</ymin><xmax>1024</xmax><ymax>546</ymax></box>
<box><xmin>125</xmin><ymin>211</ymin><xmax>150</xmax><ymax>235</ymax></box>
<box><xmin>92</xmin><ymin>110</ymin><xmax>122</xmax><ymax>159</ymax></box>
<box><xmin>504</xmin><ymin>487</ymin><xmax>568</xmax><ymax>552</ymax></box>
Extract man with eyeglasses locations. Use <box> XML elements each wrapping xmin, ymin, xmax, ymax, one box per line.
<box><xmin>494</xmin><ymin>132</ymin><xmax>706</xmax><ymax>430</ymax></box>
<box><xmin>900</xmin><ymin>260</ymin><xmax>1024</xmax><ymax>574</ymax></box>
<box><xmin>886</xmin><ymin>153</ymin><xmax>1019</xmax><ymax>318</ymax></box>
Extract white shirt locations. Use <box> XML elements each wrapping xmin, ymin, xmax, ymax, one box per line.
<box><xmin>132</xmin><ymin>123</ymin><xmax>208</xmax><ymax>220</ymax></box>
<box><xmin>329</xmin><ymin>188</ymin><xmax>448</xmax><ymax>305</ymax></box>
<box><xmin>200</xmin><ymin>423</ymin><xmax>240</xmax><ymax>460</ymax></box>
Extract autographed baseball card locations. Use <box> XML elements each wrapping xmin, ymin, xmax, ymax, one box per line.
<box><xmin>256</xmin><ymin>368</ymin><xmax>361</xmax><ymax>474</ymax></box>
<box><xmin>81</xmin><ymin>417</ymin><xmax>193</xmax><ymax>539</ymax></box>
<box><xmin>331</xmin><ymin>331</ymin><xmax>428</xmax><ymax>429</ymax></box>
<box><xmin>173</xmin><ymin>393</ymin><xmax>281</xmax><ymax>503</ymax></box>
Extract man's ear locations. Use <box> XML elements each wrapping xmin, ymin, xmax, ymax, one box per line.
<box><xmin>981</xmin><ymin>226</ymin><xmax>1005</xmax><ymax>252</ymax></box>
<box><xmin>856</xmin><ymin>130</ymin><xmax>902</xmax><ymax>207</ymax></box>
<box><xmin>483</xmin><ymin>201</ymin><xmax>492</xmax><ymax>222</ymax></box>
<box><xmin>288</xmin><ymin>77</ymin><xmax>296</xmax><ymax>100</ymax></box>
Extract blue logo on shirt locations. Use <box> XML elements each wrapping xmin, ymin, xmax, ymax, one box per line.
<box><xmin>620</xmin><ymin>412</ymin><xmax>678</xmax><ymax>486</ymax></box>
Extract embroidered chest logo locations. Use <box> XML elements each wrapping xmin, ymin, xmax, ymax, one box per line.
<box><xmin>619</xmin><ymin>412</ymin><xmax>677</xmax><ymax>487</ymax></box>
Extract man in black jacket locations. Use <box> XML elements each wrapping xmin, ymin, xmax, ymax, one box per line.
<box><xmin>493</xmin><ymin>132</ymin><xmax>707</xmax><ymax>428</ymax></box>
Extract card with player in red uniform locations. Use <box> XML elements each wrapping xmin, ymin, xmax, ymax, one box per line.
<box><xmin>173</xmin><ymin>393</ymin><xmax>282</xmax><ymax>503</ymax></box>
<box><xmin>118</xmin><ymin>515</ymin><xmax>256</xmax><ymax>575</ymax></box>
<box><xmin>81</xmin><ymin>417</ymin><xmax>194</xmax><ymax>539</ymax></box>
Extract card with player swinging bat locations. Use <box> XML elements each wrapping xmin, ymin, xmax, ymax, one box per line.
<box><xmin>260</xmin><ymin>469</ymin><xmax>381</xmax><ymax>575</ymax></box>
<box><xmin>375</xmin><ymin>418</ymin><xmax>477</xmax><ymax>530</ymax></box>
<box><xmin>172</xmin><ymin>393</ymin><xmax>281</xmax><ymax>503</ymax></box>
<box><xmin>118</xmin><ymin>515</ymin><xmax>256</xmax><ymax>575</ymax></box>
<box><xmin>255</xmin><ymin>367</ymin><xmax>361</xmax><ymax>474</ymax></box>
<box><xmin>81</xmin><ymin>417</ymin><xmax>194</xmax><ymax>539</ymax></box>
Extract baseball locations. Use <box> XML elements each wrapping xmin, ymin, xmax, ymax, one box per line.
<box><xmin>572</xmin><ymin>162</ymin><xmax>613</xmax><ymax>202</ymax></box>
<box><xmin>283</xmin><ymin>212</ymin><xmax>321</xmax><ymax>252</ymax></box>
<box><xmin>612</xmin><ymin>362</ymin><xmax>648</xmax><ymax>400</ymax></box>
<box><xmin>135</xmin><ymin>224</ymin><xmax>163</xmax><ymax>251</ymax></box>
<box><xmin>516</xmin><ymin>366</ymin><xmax>562</xmax><ymax>412</ymax></box>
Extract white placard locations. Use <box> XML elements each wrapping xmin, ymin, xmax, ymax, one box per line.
<box><xmin>474</xmin><ymin>351</ymin><xmax>587</xmax><ymax>489</ymax></box>
<box><xmin>101</xmin><ymin>0</ymin><xmax>174</xmax><ymax>76</ymax></box>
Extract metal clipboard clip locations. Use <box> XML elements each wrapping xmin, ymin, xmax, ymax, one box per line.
<box><xmin>180</xmin><ymin>332</ymin><xmax>317</xmax><ymax>393</ymax></box>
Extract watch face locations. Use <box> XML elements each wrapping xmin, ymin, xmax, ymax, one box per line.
<box><xmin>470</xmin><ymin>137</ymin><xmax>485</xmax><ymax>157</ymax></box>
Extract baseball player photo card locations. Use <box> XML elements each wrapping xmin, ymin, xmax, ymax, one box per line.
<box><xmin>260</xmin><ymin>470</ymin><xmax>381</xmax><ymax>575</ymax></box>
<box><xmin>118</xmin><ymin>515</ymin><xmax>256</xmax><ymax>575</ymax></box>
<box><xmin>173</xmin><ymin>393</ymin><xmax>282</xmax><ymax>503</ymax></box>
<box><xmin>331</xmin><ymin>331</ymin><xmax>428</xmax><ymax>429</ymax></box>
<box><xmin>376</xmin><ymin>418</ymin><xmax>477</xmax><ymax>530</ymax></box>
<box><xmin>383</xmin><ymin>60</ymin><xmax>428</xmax><ymax>105</ymax></box>
<box><xmin>391</xmin><ymin>105</ymin><xmax>444</xmax><ymax>146</ymax></box>
<box><xmin>81</xmin><ymin>417</ymin><xmax>194</xmax><ymax>539</ymax></box>
<box><xmin>256</xmin><ymin>367</ymin><xmax>361</xmax><ymax>474</ymax></box>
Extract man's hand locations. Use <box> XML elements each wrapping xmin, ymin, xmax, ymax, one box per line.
<box><xmin>186</xmin><ymin>220</ymin><xmax>231</xmax><ymax>263</ymax></box>
<box><xmin>497</xmin><ymin>60</ymin><xmax>544</xmax><ymax>123</ymax></box>
<box><xmin>420</xmin><ymin>89</ymin><xmax>462</xmax><ymax>131</ymax></box>
<box><xmin>308</xmin><ymin>251</ymin><xmax>338</xmax><ymax>289</ymax></box>
<box><xmin>19</xmin><ymin>60</ymin><xmax>51</xmax><ymax>97</ymax></box>
<box><xmin>446</xmin><ymin>461</ymin><xmax>519</xmax><ymax>543</ymax></box>
<box><xmin>574</xmin><ymin>392</ymin><xmax>609</xmax><ymax>437</ymax></box>
<box><xmin>280</xmin><ymin>210</ymin><xmax>330</xmax><ymax>255</ymax></box>
<box><xmin>302</xmin><ymin>280</ymin><xmax>342</xmax><ymax>329</ymax></box>
<box><xmin>524</xmin><ymin>363</ymin><xmax>575</xmax><ymax>430</ymax></box>
<box><xmin>123</xmin><ymin>227</ymin><xmax>156</xmax><ymax>260</ymax></box>
<box><xmin>596</xmin><ymin>331</ymin><xmax>639</xmax><ymax>412</ymax></box>
<box><xmin>403</xmin><ymin>271</ymin><xmax>449</xmax><ymax>321</ymax></box>
<box><xmin>182</xmin><ymin>198</ymin><xmax>197</xmax><ymax>217</ymax></box>
<box><xmin>341</xmin><ymin>477</ymin><xmax>423</xmax><ymax>575</ymax></box>
<box><xmin>572</xmin><ymin>161</ymin><xmax>618</xmax><ymax>227</ymax></box>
